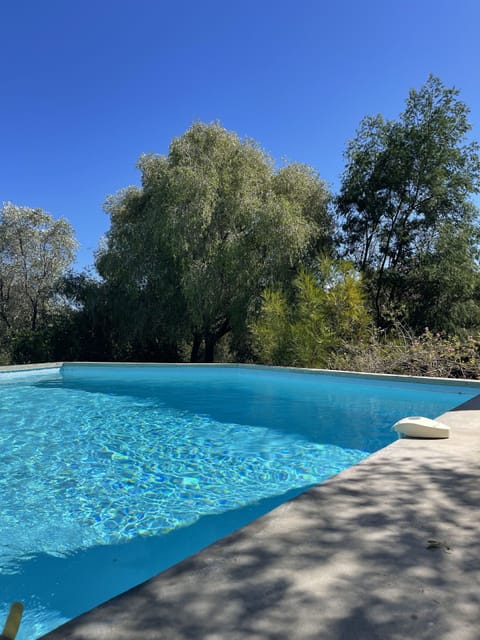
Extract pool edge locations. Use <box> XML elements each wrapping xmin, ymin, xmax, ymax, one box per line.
<box><xmin>3</xmin><ymin>360</ymin><xmax>476</xmax><ymax>389</ymax></box>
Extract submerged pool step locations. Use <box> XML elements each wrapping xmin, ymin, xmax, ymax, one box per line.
<box><xmin>392</xmin><ymin>416</ymin><xmax>450</xmax><ymax>439</ymax></box>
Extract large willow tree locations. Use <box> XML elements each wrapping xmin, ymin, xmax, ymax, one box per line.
<box><xmin>97</xmin><ymin>122</ymin><xmax>332</xmax><ymax>361</ymax></box>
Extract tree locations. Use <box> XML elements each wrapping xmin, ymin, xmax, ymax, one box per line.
<box><xmin>56</xmin><ymin>270</ymin><xmax>182</xmax><ymax>363</ymax></box>
<box><xmin>0</xmin><ymin>203</ymin><xmax>77</xmax><ymax>358</ymax></box>
<box><xmin>337</xmin><ymin>75</ymin><xmax>480</xmax><ymax>326</ymax></box>
<box><xmin>400</xmin><ymin>219</ymin><xmax>480</xmax><ymax>334</ymax></box>
<box><xmin>252</xmin><ymin>259</ymin><xmax>372</xmax><ymax>368</ymax></box>
<box><xmin>97</xmin><ymin>122</ymin><xmax>332</xmax><ymax>361</ymax></box>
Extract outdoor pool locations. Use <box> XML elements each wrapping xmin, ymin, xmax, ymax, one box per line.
<box><xmin>0</xmin><ymin>363</ymin><xmax>478</xmax><ymax>639</ymax></box>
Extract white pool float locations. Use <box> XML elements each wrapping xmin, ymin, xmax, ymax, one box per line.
<box><xmin>392</xmin><ymin>416</ymin><xmax>450</xmax><ymax>439</ymax></box>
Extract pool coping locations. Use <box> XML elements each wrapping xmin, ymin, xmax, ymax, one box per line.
<box><xmin>5</xmin><ymin>363</ymin><xmax>480</xmax><ymax>639</ymax></box>
<box><xmin>0</xmin><ymin>362</ymin><xmax>62</xmax><ymax>373</ymax></box>
<box><xmin>3</xmin><ymin>360</ymin><xmax>480</xmax><ymax>389</ymax></box>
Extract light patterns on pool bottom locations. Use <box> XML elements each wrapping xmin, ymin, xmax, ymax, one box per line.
<box><xmin>0</xmin><ymin>383</ymin><xmax>368</xmax><ymax>573</ymax></box>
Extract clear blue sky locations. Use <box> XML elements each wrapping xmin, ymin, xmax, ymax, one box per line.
<box><xmin>1</xmin><ymin>0</ymin><xmax>479</xmax><ymax>270</ymax></box>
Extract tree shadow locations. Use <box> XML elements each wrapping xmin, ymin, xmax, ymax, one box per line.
<box><xmin>41</xmin><ymin>436</ymin><xmax>480</xmax><ymax>639</ymax></box>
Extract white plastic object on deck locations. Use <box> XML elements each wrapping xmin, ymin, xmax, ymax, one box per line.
<box><xmin>392</xmin><ymin>416</ymin><xmax>450</xmax><ymax>439</ymax></box>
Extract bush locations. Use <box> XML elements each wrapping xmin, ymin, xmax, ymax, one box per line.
<box><xmin>251</xmin><ymin>259</ymin><xmax>372</xmax><ymax>368</ymax></box>
<box><xmin>330</xmin><ymin>327</ymin><xmax>480</xmax><ymax>379</ymax></box>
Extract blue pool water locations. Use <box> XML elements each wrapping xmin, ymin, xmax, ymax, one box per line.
<box><xmin>0</xmin><ymin>364</ymin><xmax>477</xmax><ymax>638</ymax></box>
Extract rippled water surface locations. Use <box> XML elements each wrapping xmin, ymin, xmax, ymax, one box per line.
<box><xmin>0</xmin><ymin>365</ymin><xmax>476</xmax><ymax>638</ymax></box>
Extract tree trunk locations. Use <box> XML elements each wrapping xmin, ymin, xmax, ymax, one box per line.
<box><xmin>31</xmin><ymin>300</ymin><xmax>38</xmax><ymax>332</ymax></box>
<box><xmin>204</xmin><ymin>333</ymin><xmax>216</xmax><ymax>363</ymax></box>
<box><xmin>204</xmin><ymin>319</ymin><xmax>231</xmax><ymax>363</ymax></box>
<box><xmin>190</xmin><ymin>333</ymin><xmax>202</xmax><ymax>363</ymax></box>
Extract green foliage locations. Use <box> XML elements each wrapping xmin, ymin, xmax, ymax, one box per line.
<box><xmin>0</xmin><ymin>202</ymin><xmax>77</xmax><ymax>363</ymax></box>
<box><xmin>400</xmin><ymin>220</ymin><xmax>480</xmax><ymax>334</ymax></box>
<box><xmin>288</xmin><ymin>269</ymin><xmax>332</xmax><ymax>367</ymax></box>
<box><xmin>251</xmin><ymin>290</ymin><xmax>291</xmax><ymax>366</ymax></box>
<box><xmin>54</xmin><ymin>272</ymin><xmax>181</xmax><ymax>362</ymax></box>
<box><xmin>252</xmin><ymin>259</ymin><xmax>372</xmax><ymax>368</ymax></box>
<box><xmin>338</xmin><ymin>75</ymin><xmax>480</xmax><ymax>327</ymax></box>
<box><xmin>97</xmin><ymin>122</ymin><xmax>332</xmax><ymax>362</ymax></box>
<box><xmin>315</xmin><ymin>259</ymin><xmax>372</xmax><ymax>342</ymax></box>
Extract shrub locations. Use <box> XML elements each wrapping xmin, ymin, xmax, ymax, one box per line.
<box><xmin>330</xmin><ymin>327</ymin><xmax>480</xmax><ymax>379</ymax></box>
<box><xmin>251</xmin><ymin>259</ymin><xmax>372</xmax><ymax>368</ymax></box>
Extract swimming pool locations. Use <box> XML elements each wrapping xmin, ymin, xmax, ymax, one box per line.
<box><xmin>1</xmin><ymin>363</ymin><xmax>477</xmax><ymax>639</ymax></box>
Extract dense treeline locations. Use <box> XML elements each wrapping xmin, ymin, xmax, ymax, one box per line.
<box><xmin>2</xmin><ymin>76</ymin><xmax>480</xmax><ymax>376</ymax></box>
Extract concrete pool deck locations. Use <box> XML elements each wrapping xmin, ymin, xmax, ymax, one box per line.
<box><xmin>40</xmin><ymin>393</ymin><xmax>480</xmax><ymax>640</ymax></box>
